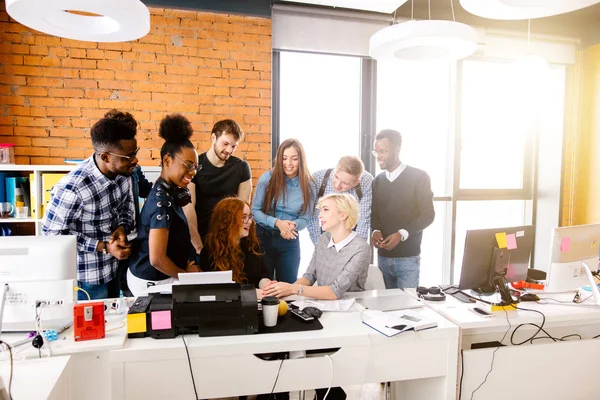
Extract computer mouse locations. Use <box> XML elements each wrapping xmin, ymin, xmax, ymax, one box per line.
<box><xmin>520</xmin><ymin>293</ymin><xmax>540</xmax><ymax>302</ymax></box>
<box><xmin>302</xmin><ymin>306</ymin><xmax>323</xmax><ymax>319</ymax></box>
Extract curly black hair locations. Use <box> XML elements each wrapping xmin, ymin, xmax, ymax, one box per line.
<box><xmin>159</xmin><ymin>114</ymin><xmax>195</xmax><ymax>160</ymax></box>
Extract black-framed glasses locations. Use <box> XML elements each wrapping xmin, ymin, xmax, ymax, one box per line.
<box><xmin>108</xmin><ymin>147</ymin><xmax>140</xmax><ymax>161</ymax></box>
<box><xmin>371</xmin><ymin>149</ymin><xmax>389</xmax><ymax>157</ymax></box>
<box><xmin>243</xmin><ymin>213</ymin><xmax>254</xmax><ymax>224</ymax></box>
<box><xmin>175</xmin><ymin>155</ymin><xmax>201</xmax><ymax>172</ymax></box>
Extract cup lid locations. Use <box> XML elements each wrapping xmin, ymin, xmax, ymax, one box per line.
<box><xmin>261</xmin><ymin>296</ymin><xmax>279</xmax><ymax>306</ymax></box>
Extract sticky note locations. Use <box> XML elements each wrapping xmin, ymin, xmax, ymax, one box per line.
<box><xmin>495</xmin><ymin>232</ymin><xmax>507</xmax><ymax>249</ymax></box>
<box><xmin>560</xmin><ymin>237</ymin><xmax>571</xmax><ymax>253</ymax></box>
<box><xmin>127</xmin><ymin>313</ymin><xmax>147</xmax><ymax>334</ymax></box>
<box><xmin>506</xmin><ymin>234</ymin><xmax>517</xmax><ymax>250</ymax></box>
<box><xmin>151</xmin><ymin>310</ymin><xmax>172</xmax><ymax>331</ymax></box>
<box><xmin>592</xmin><ymin>241</ymin><xmax>599</xmax><ymax>248</ymax></box>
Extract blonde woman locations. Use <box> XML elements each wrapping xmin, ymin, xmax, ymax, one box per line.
<box><xmin>262</xmin><ymin>193</ymin><xmax>370</xmax><ymax>300</ymax></box>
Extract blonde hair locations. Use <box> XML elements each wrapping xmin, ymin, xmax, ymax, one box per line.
<box><xmin>317</xmin><ymin>193</ymin><xmax>359</xmax><ymax>231</ymax></box>
<box><xmin>336</xmin><ymin>156</ymin><xmax>364</xmax><ymax>178</ymax></box>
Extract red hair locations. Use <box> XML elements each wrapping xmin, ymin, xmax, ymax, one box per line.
<box><xmin>204</xmin><ymin>197</ymin><xmax>261</xmax><ymax>283</ymax></box>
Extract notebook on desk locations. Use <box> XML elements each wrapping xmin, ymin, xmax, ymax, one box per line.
<box><xmin>355</xmin><ymin>292</ymin><xmax>422</xmax><ymax>311</ymax></box>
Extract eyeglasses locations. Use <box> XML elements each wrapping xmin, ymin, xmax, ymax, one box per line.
<box><xmin>175</xmin><ymin>155</ymin><xmax>201</xmax><ymax>172</ymax></box>
<box><xmin>243</xmin><ymin>214</ymin><xmax>254</xmax><ymax>224</ymax></box>
<box><xmin>108</xmin><ymin>147</ymin><xmax>140</xmax><ymax>161</ymax></box>
<box><xmin>371</xmin><ymin>149</ymin><xmax>389</xmax><ymax>157</ymax></box>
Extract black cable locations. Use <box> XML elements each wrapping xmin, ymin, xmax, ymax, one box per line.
<box><xmin>469</xmin><ymin>308</ymin><xmax>511</xmax><ymax>400</ymax></box>
<box><xmin>509</xmin><ymin>305</ymin><xmax>547</xmax><ymax>345</ymax></box>
<box><xmin>594</xmin><ymin>334</ymin><xmax>600</xmax><ymax>339</ymax></box>
<box><xmin>267</xmin><ymin>359</ymin><xmax>285</xmax><ymax>400</ymax></box>
<box><xmin>458</xmin><ymin>349</ymin><xmax>464</xmax><ymax>400</ymax></box>
<box><xmin>0</xmin><ymin>341</ymin><xmax>13</xmax><ymax>400</ymax></box>
<box><xmin>181</xmin><ymin>335</ymin><xmax>199</xmax><ymax>400</ymax></box>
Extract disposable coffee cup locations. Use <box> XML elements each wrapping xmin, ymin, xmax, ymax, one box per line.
<box><xmin>261</xmin><ymin>296</ymin><xmax>280</xmax><ymax>327</ymax></box>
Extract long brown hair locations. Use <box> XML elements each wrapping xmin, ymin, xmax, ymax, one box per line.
<box><xmin>204</xmin><ymin>197</ymin><xmax>261</xmax><ymax>283</ymax></box>
<box><xmin>261</xmin><ymin>138</ymin><xmax>314</xmax><ymax>215</ymax></box>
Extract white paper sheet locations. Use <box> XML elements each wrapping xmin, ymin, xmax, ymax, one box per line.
<box><xmin>177</xmin><ymin>271</ymin><xmax>233</xmax><ymax>285</ymax></box>
<box><xmin>291</xmin><ymin>298</ymin><xmax>356</xmax><ymax>312</ymax></box>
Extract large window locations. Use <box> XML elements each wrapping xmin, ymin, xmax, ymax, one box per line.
<box><xmin>275</xmin><ymin>50</ymin><xmax>568</xmax><ymax>286</ymax></box>
<box><xmin>376</xmin><ymin>60</ymin><xmax>454</xmax><ymax>285</ymax></box>
<box><xmin>278</xmin><ymin>51</ymin><xmax>362</xmax><ymax>277</ymax></box>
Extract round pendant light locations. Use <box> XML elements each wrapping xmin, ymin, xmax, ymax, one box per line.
<box><xmin>6</xmin><ymin>0</ymin><xmax>150</xmax><ymax>42</ymax></box>
<box><xmin>369</xmin><ymin>20</ymin><xmax>478</xmax><ymax>61</ymax></box>
<box><xmin>460</xmin><ymin>0</ymin><xmax>600</xmax><ymax>20</ymax></box>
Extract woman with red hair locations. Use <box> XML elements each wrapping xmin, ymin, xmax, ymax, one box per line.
<box><xmin>198</xmin><ymin>197</ymin><xmax>271</xmax><ymax>289</ymax></box>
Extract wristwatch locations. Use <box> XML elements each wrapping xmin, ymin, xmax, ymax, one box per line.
<box><xmin>102</xmin><ymin>241</ymin><xmax>108</xmax><ymax>255</ymax></box>
<box><xmin>297</xmin><ymin>284</ymin><xmax>303</xmax><ymax>296</ymax></box>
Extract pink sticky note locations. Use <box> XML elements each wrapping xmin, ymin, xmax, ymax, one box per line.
<box><xmin>151</xmin><ymin>310</ymin><xmax>172</xmax><ymax>330</ymax></box>
<box><xmin>506</xmin><ymin>234</ymin><xmax>517</xmax><ymax>250</ymax></box>
<box><xmin>560</xmin><ymin>237</ymin><xmax>571</xmax><ymax>253</ymax></box>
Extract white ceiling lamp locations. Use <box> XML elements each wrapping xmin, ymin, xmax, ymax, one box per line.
<box><xmin>460</xmin><ymin>0</ymin><xmax>600</xmax><ymax>20</ymax></box>
<box><xmin>281</xmin><ymin>0</ymin><xmax>409</xmax><ymax>14</ymax></box>
<box><xmin>370</xmin><ymin>0</ymin><xmax>477</xmax><ymax>61</ymax></box>
<box><xmin>6</xmin><ymin>0</ymin><xmax>150</xmax><ymax>42</ymax></box>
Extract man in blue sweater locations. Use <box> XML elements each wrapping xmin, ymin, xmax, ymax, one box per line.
<box><xmin>371</xmin><ymin>130</ymin><xmax>435</xmax><ymax>289</ymax></box>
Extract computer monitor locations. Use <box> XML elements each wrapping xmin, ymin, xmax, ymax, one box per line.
<box><xmin>459</xmin><ymin>225</ymin><xmax>535</xmax><ymax>298</ymax></box>
<box><xmin>546</xmin><ymin>224</ymin><xmax>600</xmax><ymax>293</ymax></box>
<box><xmin>0</xmin><ymin>235</ymin><xmax>77</xmax><ymax>331</ymax></box>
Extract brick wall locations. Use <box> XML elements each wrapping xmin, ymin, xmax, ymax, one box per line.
<box><xmin>0</xmin><ymin>5</ymin><xmax>272</xmax><ymax>181</ymax></box>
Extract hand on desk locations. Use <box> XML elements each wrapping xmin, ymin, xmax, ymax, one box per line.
<box><xmin>262</xmin><ymin>282</ymin><xmax>296</xmax><ymax>298</ymax></box>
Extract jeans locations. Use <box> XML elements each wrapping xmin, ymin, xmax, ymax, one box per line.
<box><xmin>256</xmin><ymin>224</ymin><xmax>301</xmax><ymax>284</ymax></box>
<box><xmin>378</xmin><ymin>255</ymin><xmax>421</xmax><ymax>290</ymax></box>
<box><xmin>77</xmin><ymin>277</ymin><xmax>121</xmax><ymax>300</ymax></box>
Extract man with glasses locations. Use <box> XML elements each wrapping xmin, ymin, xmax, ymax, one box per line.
<box><xmin>42</xmin><ymin>117</ymin><xmax>137</xmax><ymax>300</ymax></box>
<box><xmin>308</xmin><ymin>156</ymin><xmax>373</xmax><ymax>245</ymax></box>
<box><xmin>371</xmin><ymin>130</ymin><xmax>435</xmax><ymax>290</ymax></box>
<box><xmin>104</xmin><ymin>109</ymin><xmax>152</xmax><ymax>296</ymax></box>
<box><xmin>183</xmin><ymin>119</ymin><xmax>252</xmax><ymax>255</ymax></box>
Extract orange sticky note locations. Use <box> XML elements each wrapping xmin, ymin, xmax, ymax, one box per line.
<box><xmin>560</xmin><ymin>237</ymin><xmax>571</xmax><ymax>252</ymax></box>
<box><xmin>495</xmin><ymin>232</ymin><xmax>507</xmax><ymax>249</ymax></box>
<box><xmin>506</xmin><ymin>234</ymin><xmax>517</xmax><ymax>250</ymax></box>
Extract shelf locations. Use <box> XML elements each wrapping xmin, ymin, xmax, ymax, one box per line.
<box><xmin>0</xmin><ymin>218</ymin><xmax>38</xmax><ymax>223</ymax></box>
<box><xmin>0</xmin><ymin>164</ymin><xmax>74</xmax><ymax>172</ymax></box>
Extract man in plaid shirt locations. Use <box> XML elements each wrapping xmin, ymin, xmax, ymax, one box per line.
<box><xmin>42</xmin><ymin>118</ymin><xmax>138</xmax><ymax>300</ymax></box>
<box><xmin>308</xmin><ymin>156</ymin><xmax>373</xmax><ymax>245</ymax></box>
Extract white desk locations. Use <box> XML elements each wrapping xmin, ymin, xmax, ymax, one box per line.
<box><xmin>0</xmin><ymin>355</ymin><xmax>72</xmax><ymax>399</ymax></box>
<box><xmin>111</xmin><ymin>289</ymin><xmax>460</xmax><ymax>400</ymax></box>
<box><xmin>407</xmin><ymin>289</ymin><xmax>600</xmax><ymax>400</ymax></box>
<box><xmin>1</xmin><ymin>316</ymin><xmax>127</xmax><ymax>400</ymax></box>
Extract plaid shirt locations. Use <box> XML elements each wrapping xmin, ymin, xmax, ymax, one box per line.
<box><xmin>42</xmin><ymin>157</ymin><xmax>134</xmax><ymax>285</ymax></box>
<box><xmin>308</xmin><ymin>169</ymin><xmax>373</xmax><ymax>245</ymax></box>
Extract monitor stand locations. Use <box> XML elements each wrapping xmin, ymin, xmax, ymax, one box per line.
<box><xmin>492</xmin><ymin>275</ymin><xmax>517</xmax><ymax>306</ymax></box>
<box><xmin>580</xmin><ymin>261</ymin><xmax>600</xmax><ymax>306</ymax></box>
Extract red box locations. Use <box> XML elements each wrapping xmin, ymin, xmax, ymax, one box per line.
<box><xmin>73</xmin><ymin>302</ymin><xmax>105</xmax><ymax>341</ymax></box>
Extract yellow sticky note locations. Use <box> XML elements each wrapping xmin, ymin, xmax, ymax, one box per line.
<box><xmin>127</xmin><ymin>313</ymin><xmax>147</xmax><ymax>334</ymax></box>
<box><xmin>495</xmin><ymin>232</ymin><xmax>508</xmax><ymax>249</ymax></box>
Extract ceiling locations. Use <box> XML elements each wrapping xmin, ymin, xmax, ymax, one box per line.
<box><xmin>143</xmin><ymin>0</ymin><xmax>600</xmax><ymax>48</ymax></box>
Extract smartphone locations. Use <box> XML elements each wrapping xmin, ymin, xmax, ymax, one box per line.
<box><xmin>470</xmin><ymin>307</ymin><xmax>493</xmax><ymax>318</ymax></box>
<box><xmin>290</xmin><ymin>308</ymin><xmax>314</xmax><ymax>321</ymax></box>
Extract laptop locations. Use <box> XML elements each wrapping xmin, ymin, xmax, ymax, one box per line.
<box><xmin>355</xmin><ymin>292</ymin><xmax>423</xmax><ymax>311</ymax></box>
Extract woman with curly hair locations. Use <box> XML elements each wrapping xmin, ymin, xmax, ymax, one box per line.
<box><xmin>198</xmin><ymin>197</ymin><xmax>271</xmax><ymax>290</ymax></box>
<box><xmin>127</xmin><ymin>114</ymin><xmax>201</xmax><ymax>296</ymax></box>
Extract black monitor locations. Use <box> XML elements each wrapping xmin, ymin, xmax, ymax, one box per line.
<box><xmin>459</xmin><ymin>225</ymin><xmax>535</xmax><ymax>302</ymax></box>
